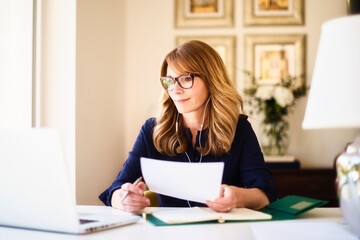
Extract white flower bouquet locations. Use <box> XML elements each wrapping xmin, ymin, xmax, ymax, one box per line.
<box><xmin>244</xmin><ymin>74</ymin><xmax>307</xmax><ymax>155</ymax></box>
<box><xmin>255</xmin><ymin>85</ymin><xmax>295</xmax><ymax>108</ymax></box>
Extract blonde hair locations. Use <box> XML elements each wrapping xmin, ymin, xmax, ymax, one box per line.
<box><xmin>153</xmin><ymin>40</ymin><xmax>244</xmax><ymax>156</ymax></box>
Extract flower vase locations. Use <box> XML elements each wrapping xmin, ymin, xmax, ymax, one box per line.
<box><xmin>261</xmin><ymin>120</ymin><xmax>290</xmax><ymax>156</ymax></box>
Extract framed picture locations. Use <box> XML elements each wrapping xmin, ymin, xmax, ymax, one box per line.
<box><xmin>244</xmin><ymin>0</ymin><xmax>304</xmax><ymax>26</ymax></box>
<box><xmin>175</xmin><ymin>0</ymin><xmax>234</xmax><ymax>28</ymax></box>
<box><xmin>176</xmin><ymin>36</ymin><xmax>236</xmax><ymax>81</ymax></box>
<box><xmin>244</xmin><ymin>34</ymin><xmax>306</xmax><ymax>88</ymax></box>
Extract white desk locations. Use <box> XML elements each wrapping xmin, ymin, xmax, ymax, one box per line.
<box><xmin>0</xmin><ymin>206</ymin><xmax>357</xmax><ymax>240</ymax></box>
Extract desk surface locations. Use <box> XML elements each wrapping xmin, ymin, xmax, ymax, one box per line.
<box><xmin>0</xmin><ymin>206</ymin><xmax>357</xmax><ymax>240</ymax></box>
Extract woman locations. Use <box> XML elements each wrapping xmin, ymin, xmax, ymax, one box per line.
<box><xmin>99</xmin><ymin>40</ymin><xmax>277</xmax><ymax>213</ymax></box>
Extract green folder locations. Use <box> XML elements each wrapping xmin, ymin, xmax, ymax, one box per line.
<box><xmin>145</xmin><ymin>195</ymin><xmax>329</xmax><ymax>226</ymax></box>
<box><xmin>260</xmin><ymin>195</ymin><xmax>329</xmax><ymax>220</ymax></box>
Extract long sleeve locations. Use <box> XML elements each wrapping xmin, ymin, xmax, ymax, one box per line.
<box><xmin>235</xmin><ymin>116</ymin><xmax>277</xmax><ymax>202</ymax></box>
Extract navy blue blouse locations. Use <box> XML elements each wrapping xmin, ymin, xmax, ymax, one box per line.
<box><xmin>99</xmin><ymin>115</ymin><xmax>277</xmax><ymax>207</ymax></box>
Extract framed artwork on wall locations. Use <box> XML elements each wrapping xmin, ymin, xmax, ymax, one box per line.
<box><xmin>176</xmin><ymin>36</ymin><xmax>236</xmax><ymax>81</ymax></box>
<box><xmin>244</xmin><ymin>34</ymin><xmax>306</xmax><ymax>88</ymax></box>
<box><xmin>175</xmin><ymin>0</ymin><xmax>234</xmax><ymax>28</ymax></box>
<box><xmin>244</xmin><ymin>0</ymin><xmax>304</xmax><ymax>26</ymax></box>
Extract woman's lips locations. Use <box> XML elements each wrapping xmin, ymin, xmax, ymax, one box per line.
<box><xmin>175</xmin><ymin>98</ymin><xmax>189</xmax><ymax>103</ymax></box>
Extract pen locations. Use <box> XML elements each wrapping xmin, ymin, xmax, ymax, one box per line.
<box><xmin>119</xmin><ymin>176</ymin><xmax>143</xmax><ymax>203</ymax></box>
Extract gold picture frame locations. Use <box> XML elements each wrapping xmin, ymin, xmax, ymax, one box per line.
<box><xmin>175</xmin><ymin>0</ymin><xmax>234</xmax><ymax>28</ymax></box>
<box><xmin>244</xmin><ymin>34</ymin><xmax>306</xmax><ymax>88</ymax></box>
<box><xmin>244</xmin><ymin>0</ymin><xmax>304</xmax><ymax>26</ymax></box>
<box><xmin>176</xmin><ymin>36</ymin><xmax>236</xmax><ymax>81</ymax></box>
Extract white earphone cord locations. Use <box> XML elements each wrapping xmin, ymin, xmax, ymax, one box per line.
<box><xmin>175</xmin><ymin>96</ymin><xmax>210</xmax><ymax>158</ymax></box>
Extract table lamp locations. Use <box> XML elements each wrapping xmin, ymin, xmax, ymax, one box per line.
<box><xmin>302</xmin><ymin>14</ymin><xmax>360</xmax><ymax>237</ymax></box>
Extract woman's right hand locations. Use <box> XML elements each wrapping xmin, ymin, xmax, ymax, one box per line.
<box><xmin>111</xmin><ymin>181</ymin><xmax>150</xmax><ymax>213</ymax></box>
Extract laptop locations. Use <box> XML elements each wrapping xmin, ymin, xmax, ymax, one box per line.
<box><xmin>0</xmin><ymin>128</ymin><xmax>140</xmax><ymax>234</ymax></box>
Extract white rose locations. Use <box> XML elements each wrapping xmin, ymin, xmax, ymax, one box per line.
<box><xmin>255</xmin><ymin>86</ymin><xmax>274</xmax><ymax>100</ymax></box>
<box><xmin>274</xmin><ymin>86</ymin><xmax>294</xmax><ymax>107</ymax></box>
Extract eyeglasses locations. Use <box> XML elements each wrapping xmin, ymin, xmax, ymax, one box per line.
<box><xmin>160</xmin><ymin>73</ymin><xmax>195</xmax><ymax>91</ymax></box>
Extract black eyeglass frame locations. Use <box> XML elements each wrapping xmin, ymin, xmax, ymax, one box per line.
<box><xmin>160</xmin><ymin>73</ymin><xmax>196</xmax><ymax>91</ymax></box>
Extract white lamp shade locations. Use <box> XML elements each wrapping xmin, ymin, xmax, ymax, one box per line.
<box><xmin>302</xmin><ymin>15</ymin><xmax>360</xmax><ymax>129</ymax></box>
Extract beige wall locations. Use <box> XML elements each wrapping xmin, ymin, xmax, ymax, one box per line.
<box><xmin>76</xmin><ymin>0</ymin><xmax>126</xmax><ymax>204</ymax></box>
<box><xmin>76</xmin><ymin>0</ymin><xmax>360</xmax><ymax>205</ymax></box>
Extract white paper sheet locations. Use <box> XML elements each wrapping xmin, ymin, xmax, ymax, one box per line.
<box><xmin>140</xmin><ymin>157</ymin><xmax>224</xmax><ymax>203</ymax></box>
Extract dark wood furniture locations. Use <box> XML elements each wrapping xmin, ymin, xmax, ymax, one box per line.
<box><xmin>270</xmin><ymin>168</ymin><xmax>339</xmax><ymax>207</ymax></box>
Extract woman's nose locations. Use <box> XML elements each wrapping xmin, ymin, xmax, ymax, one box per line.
<box><xmin>173</xmin><ymin>81</ymin><xmax>183</xmax><ymax>93</ymax></box>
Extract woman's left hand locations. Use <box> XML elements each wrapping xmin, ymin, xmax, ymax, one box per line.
<box><xmin>206</xmin><ymin>184</ymin><xmax>270</xmax><ymax>212</ymax></box>
<box><xmin>205</xmin><ymin>184</ymin><xmax>237</xmax><ymax>212</ymax></box>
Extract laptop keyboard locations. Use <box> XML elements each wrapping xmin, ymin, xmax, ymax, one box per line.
<box><xmin>79</xmin><ymin>219</ymin><xmax>98</xmax><ymax>224</ymax></box>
